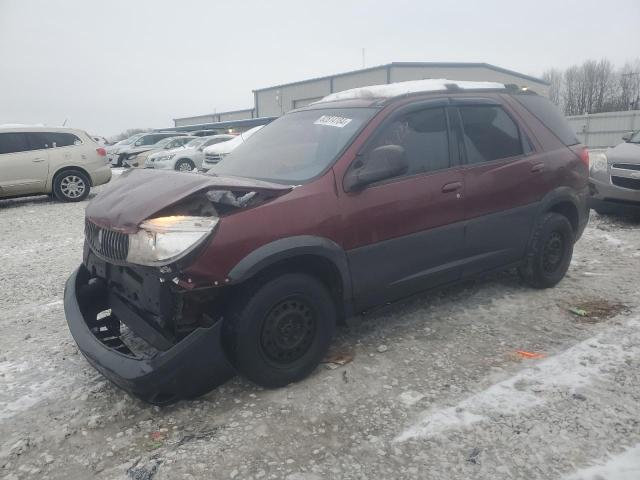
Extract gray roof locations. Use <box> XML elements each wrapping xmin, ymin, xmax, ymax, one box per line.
<box><xmin>253</xmin><ymin>62</ymin><xmax>549</xmax><ymax>92</ymax></box>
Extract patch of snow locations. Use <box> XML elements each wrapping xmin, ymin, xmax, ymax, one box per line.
<box><xmin>398</xmin><ymin>390</ymin><xmax>425</xmax><ymax>406</ymax></box>
<box><xmin>316</xmin><ymin>79</ymin><xmax>505</xmax><ymax>103</ymax></box>
<box><xmin>395</xmin><ymin>317</ymin><xmax>640</xmax><ymax>442</ymax></box>
<box><xmin>564</xmin><ymin>443</ymin><xmax>640</xmax><ymax>480</ymax></box>
<box><xmin>0</xmin><ymin>379</ymin><xmax>56</xmax><ymax>421</ymax></box>
<box><xmin>602</xmin><ymin>233</ymin><xmax>623</xmax><ymax>247</ymax></box>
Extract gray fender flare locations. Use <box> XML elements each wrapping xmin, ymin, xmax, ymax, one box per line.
<box><xmin>227</xmin><ymin>235</ymin><xmax>353</xmax><ymax>304</ymax></box>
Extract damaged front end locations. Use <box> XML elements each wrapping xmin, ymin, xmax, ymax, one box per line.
<box><xmin>64</xmin><ymin>170</ymin><xmax>292</xmax><ymax>404</ymax></box>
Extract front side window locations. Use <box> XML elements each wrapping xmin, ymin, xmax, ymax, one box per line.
<box><xmin>0</xmin><ymin>132</ymin><xmax>30</xmax><ymax>154</ymax></box>
<box><xmin>629</xmin><ymin>130</ymin><xmax>640</xmax><ymax>143</ymax></box>
<box><xmin>367</xmin><ymin>107</ymin><xmax>450</xmax><ymax>176</ymax></box>
<box><xmin>459</xmin><ymin>106</ymin><xmax>523</xmax><ymax>164</ymax></box>
<box><xmin>212</xmin><ymin>108</ymin><xmax>378</xmax><ymax>183</ymax></box>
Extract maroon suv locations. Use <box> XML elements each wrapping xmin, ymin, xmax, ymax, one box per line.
<box><xmin>64</xmin><ymin>80</ymin><xmax>589</xmax><ymax>405</ymax></box>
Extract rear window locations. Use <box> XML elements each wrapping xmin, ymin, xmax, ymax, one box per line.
<box><xmin>513</xmin><ymin>94</ymin><xmax>579</xmax><ymax>146</ymax></box>
<box><xmin>0</xmin><ymin>132</ymin><xmax>30</xmax><ymax>154</ymax></box>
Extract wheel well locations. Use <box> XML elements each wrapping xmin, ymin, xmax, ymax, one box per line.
<box><xmin>241</xmin><ymin>255</ymin><xmax>346</xmax><ymax>323</ymax></box>
<box><xmin>52</xmin><ymin>166</ymin><xmax>93</xmax><ymax>187</ymax></box>
<box><xmin>547</xmin><ymin>201</ymin><xmax>578</xmax><ymax>234</ymax></box>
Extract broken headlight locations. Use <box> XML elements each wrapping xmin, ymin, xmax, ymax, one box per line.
<box><xmin>127</xmin><ymin>215</ymin><xmax>218</xmax><ymax>266</ymax></box>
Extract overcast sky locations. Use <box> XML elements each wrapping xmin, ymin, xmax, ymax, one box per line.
<box><xmin>1</xmin><ymin>0</ymin><xmax>638</xmax><ymax>137</ymax></box>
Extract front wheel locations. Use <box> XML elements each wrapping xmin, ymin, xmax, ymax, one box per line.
<box><xmin>53</xmin><ymin>170</ymin><xmax>91</xmax><ymax>202</ymax></box>
<box><xmin>224</xmin><ymin>273</ymin><xmax>336</xmax><ymax>388</ymax></box>
<box><xmin>519</xmin><ymin>213</ymin><xmax>574</xmax><ymax>289</ymax></box>
<box><xmin>175</xmin><ymin>159</ymin><xmax>195</xmax><ymax>172</ymax></box>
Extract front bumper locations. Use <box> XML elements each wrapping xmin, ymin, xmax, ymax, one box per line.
<box><xmin>64</xmin><ymin>266</ymin><xmax>235</xmax><ymax>405</ymax></box>
<box><xmin>589</xmin><ymin>175</ymin><xmax>640</xmax><ymax>215</ymax></box>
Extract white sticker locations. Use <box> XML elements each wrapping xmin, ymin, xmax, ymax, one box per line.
<box><xmin>314</xmin><ymin>115</ymin><xmax>352</xmax><ymax>128</ymax></box>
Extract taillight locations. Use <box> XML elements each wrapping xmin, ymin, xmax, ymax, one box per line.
<box><xmin>570</xmin><ymin>145</ymin><xmax>589</xmax><ymax>167</ymax></box>
<box><xmin>96</xmin><ymin>147</ymin><xmax>106</xmax><ymax>157</ymax></box>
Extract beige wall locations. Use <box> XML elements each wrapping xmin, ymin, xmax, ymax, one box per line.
<box><xmin>332</xmin><ymin>67</ymin><xmax>387</xmax><ymax>92</ymax></box>
<box><xmin>255</xmin><ymin>65</ymin><xmax>548</xmax><ymax>118</ymax></box>
<box><xmin>390</xmin><ymin>65</ymin><xmax>550</xmax><ymax>96</ymax></box>
<box><xmin>256</xmin><ymin>78</ymin><xmax>331</xmax><ymax>117</ymax></box>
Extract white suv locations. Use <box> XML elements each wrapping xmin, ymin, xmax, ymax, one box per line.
<box><xmin>0</xmin><ymin>126</ymin><xmax>112</xmax><ymax>202</ymax></box>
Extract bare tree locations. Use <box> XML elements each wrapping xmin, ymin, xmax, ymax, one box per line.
<box><xmin>617</xmin><ymin>60</ymin><xmax>640</xmax><ymax>110</ymax></box>
<box><xmin>550</xmin><ymin>58</ymin><xmax>639</xmax><ymax>115</ymax></box>
<box><xmin>542</xmin><ymin>68</ymin><xmax>563</xmax><ymax>109</ymax></box>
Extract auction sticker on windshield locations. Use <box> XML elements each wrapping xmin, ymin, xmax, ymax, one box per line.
<box><xmin>314</xmin><ymin>115</ymin><xmax>352</xmax><ymax>128</ymax></box>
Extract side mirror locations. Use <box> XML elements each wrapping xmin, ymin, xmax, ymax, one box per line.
<box><xmin>135</xmin><ymin>140</ymin><xmax>143</xmax><ymax>146</ymax></box>
<box><xmin>344</xmin><ymin>145</ymin><xmax>408</xmax><ymax>191</ymax></box>
<box><xmin>622</xmin><ymin>132</ymin><xmax>632</xmax><ymax>142</ymax></box>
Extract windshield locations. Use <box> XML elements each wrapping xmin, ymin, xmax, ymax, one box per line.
<box><xmin>210</xmin><ymin>108</ymin><xmax>377</xmax><ymax>183</ymax></box>
<box><xmin>630</xmin><ymin>131</ymin><xmax>640</xmax><ymax>143</ymax></box>
<box><xmin>186</xmin><ymin>138</ymin><xmax>207</xmax><ymax>148</ymax></box>
<box><xmin>154</xmin><ymin>138</ymin><xmax>173</xmax><ymax>148</ymax></box>
<box><xmin>120</xmin><ymin>134</ymin><xmax>143</xmax><ymax>145</ymax></box>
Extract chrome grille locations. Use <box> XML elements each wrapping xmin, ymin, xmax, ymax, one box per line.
<box><xmin>204</xmin><ymin>153</ymin><xmax>222</xmax><ymax>164</ymax></box>
<box><xmin>611</xmin><ymin>176</ymin><xmax>640</xmax><ymax>190</ymax></box>
<box><xmin>612</xmin><ymin>163</ymin><xmax>640</xmax><ymax>171</ymax></box>
<box><xmin>85</xmin><ymin>219</ymin><xmax>129</xmax><ymax>261</ymax></box>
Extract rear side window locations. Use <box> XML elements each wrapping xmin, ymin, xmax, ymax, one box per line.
<box><xmin>369</xmin><ymin>107</ymin><xmax>450</xmax><ymax>175</ymax></box>
<box><xmin>458</xmin><ymin>106</ymin><xmax>523</xmax><ymax>164</ymax></box>
<box><xmin>513</xmin><ymin>94</ymin><xmax>579</xmax><ymax>146</ymax></box>
<box><xmin>28</xmin><ymin>132</ymin><xmax>82</xmax><ymax>148</ymax></box>
<box><xmin>0</xmin><ymin>132</ymin><xmax>30</xmax><ymax>154</ymax></box>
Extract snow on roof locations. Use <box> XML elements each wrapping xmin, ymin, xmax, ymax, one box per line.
<box><xmin>316</xmin><ymin>78</ymin><xmax>505</xmax><ymax>103</ymax></box>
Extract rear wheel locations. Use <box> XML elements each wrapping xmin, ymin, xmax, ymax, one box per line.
<box><xmin>175</xmin><ymin>159</ymin><xmax>194</xmax><ymax>172</ymax></box>
<box><xmin>53</xmin><ymin>170</ymin><xmax>90</xmax><ymax>202</ymax></box>
<box><xmin>224</xmin><ymin>273</ymin><xmax>336</xmax><ymax>388</ymax></box>
<box><xmin>519</xmin><ymin>213</ymin><xmax>574</xmax><ymax>288</ymax></box>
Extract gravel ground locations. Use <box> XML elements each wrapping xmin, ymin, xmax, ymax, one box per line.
<box><xmin>1</xmin><ymin>182</ymin><xmax>639</xmax><ymax>480</ymax></box>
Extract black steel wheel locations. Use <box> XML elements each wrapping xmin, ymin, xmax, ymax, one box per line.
<box><xmin>260</xmin><ymin>297</ymin><xmax>318</xmax><ymax>365</ymax></box>
<box><xmin>224</xmin><ymin>273</ymin><xmax>336</xmax><ymax>388</ymax></box>
<box><xmin>519</xmin><ymin>212</ymin><xmax>574</xmax><ymax>288</ymax></box>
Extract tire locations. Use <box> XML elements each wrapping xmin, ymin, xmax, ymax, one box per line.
<box><xmin>518</xmin><ymin>213</ymin><xmax>574</xmax><ymax>289</ymax></box>
<box><xmin>224</xmin><ymin>273</ymin><xmax>336</xmax><ymax>388</ymax></box>
<box><xmin>175</xmin><ymin>159</ymin><xmax>195</xmax><ymax>172</ymax></box>
<box><xmin>116</xmin><ymin>154</ymin><xmax>125</xmax><ymax>167</ymax></box>
<box><xmin>53</xmin><ymin>169</ymin><xmax>91</xmax><ymax>202</ymax></box>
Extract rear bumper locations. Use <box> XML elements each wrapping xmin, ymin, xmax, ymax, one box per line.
<box><xmin>90</xmin><ymin>165</ymin><xmax>112</xmax><ymax>186</ymax></box>
<box><xmin>64</xmin><ymin>266</ymin><xmax>235</xmax><ymax>405</ymax></box>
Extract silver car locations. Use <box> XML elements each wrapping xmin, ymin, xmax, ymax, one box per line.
<box><xmin>589</xmin><ymin>130</ymin><xmax>640</xmax><ymax>215</ymax></box>
<box><xmin>144</xmin><ymin>135</ymin><xmax>234</xmax><ymax>171</ymax></box>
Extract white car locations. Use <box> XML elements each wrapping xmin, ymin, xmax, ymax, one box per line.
<box><xmin>145</xmin><ymin>135</ymin><xmax>234</xmax><ymax>171</ymax></box>
<box><xmin>107</xmin><ymin>132</ymin><xmax>187</xmax><ymax>167</ymax></box>
<box><xmin>123</xmin><ymin>136</ymin><xmax>197</xmax><ymax>168</ymax></box>
<box><xmin>201</xmin><ymin>125</ymin><xmax>264</xmax><ymax>171</ymax></box>
<box><xmin>0</xmin><ymin>126</ymin><xmax>112</xmax><ymax>202</ymax></box>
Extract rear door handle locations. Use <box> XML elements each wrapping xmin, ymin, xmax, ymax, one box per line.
<box><xmin>32</xmin><ymin>158</ymin><xmax>45</xmax><ymax>163</ymax></box>
<box><xmin>531</xmin><ymin>163</ymin><xmax>545</xmax><ymax>173</ymax></box>
<box><xmin>441</xmin><ymin>181</ymin><xmax>463</xmax><ymax>193</ymax></box>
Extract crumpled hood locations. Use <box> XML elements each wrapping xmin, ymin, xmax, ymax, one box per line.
<box><xmin>606</xmin><ymin>142</ymin><xmax>640</xmax><ymax>164</ymax></box>
<box><xmin>86</xmin><ymin>169</ymin><xmax>292</xmax><ymax>233</ymax></box>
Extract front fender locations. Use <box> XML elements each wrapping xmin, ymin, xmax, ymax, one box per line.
<box><xmin>227</xmin><ymin>235</ymin><xmax>353</xmax><ymax>304</ymax></box>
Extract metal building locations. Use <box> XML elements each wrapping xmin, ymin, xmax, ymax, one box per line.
<box><xmin>172</xmin><ymin>62</ymin><xmax>549</xmax><ymax>128</ymax></box>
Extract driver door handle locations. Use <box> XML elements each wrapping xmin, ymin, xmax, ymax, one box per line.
<box><xmin>531</xmin><ymin>163</ymin><xmax>545</xmax><ymax>173</ymax></box>
<box><xmin>441</xmin><ymin>181</ymin><xmax>463</xmax><ymax>193</ymax></box>
<box><xmin>32</xmin><ymin>157</ymin><xmax>45</xmax><ymax>163</ymax></box>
